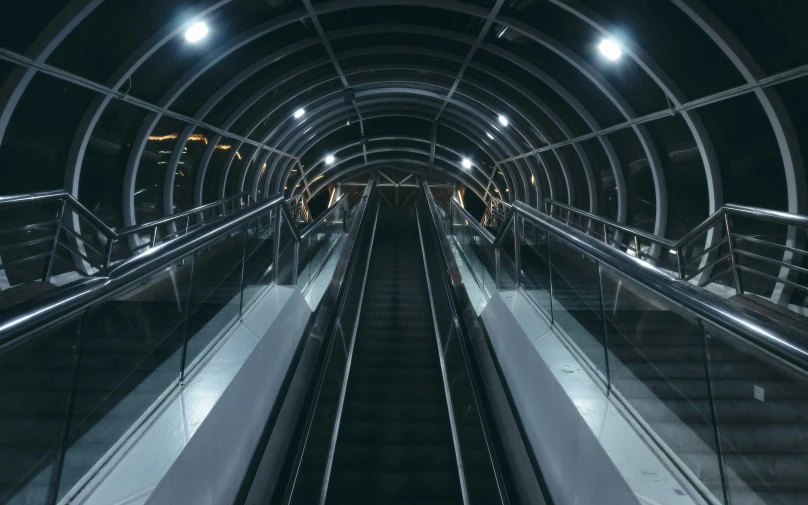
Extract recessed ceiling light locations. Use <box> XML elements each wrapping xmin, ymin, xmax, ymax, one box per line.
<box><xmin>325</xmin><ymin>155</ymin><xmax>335</xmax><ymax>164</ymax></box>
<box><xmin>598</xmin><ymin>38</ymin><xmax>622</xmax><ymax>61</ymax></box>
<box><xmin>185</xmin><ymin>22</ymin><xmax>209</xmax><ymax>43</ymax></box>
<box><xmin>498</xmin><ymin>115</ymin><xmax>509</xmax><ymax>127</ymax></box>
<box><xmin>462</xmin><ymin>158</ymin><xmax>472</xmax><ymax>169</ymax></box>
<box><xmin>486</xmin><ymin>132</ymin><xmax>494</xmax><ymax>140</ymax></box>
<box><xmin>294</xmin><ymin>108</ymin><xmax>305</xmax><ymax>119</ymax></box>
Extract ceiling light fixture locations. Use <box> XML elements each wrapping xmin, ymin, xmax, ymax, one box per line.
<box><xmin>325</xmin><ymin>155</ymin><xmax>335</xmax><ymax>164</ymax></box>
<box><xmin>498</xmin><ymin>115</ymin><xmax>509</xmax><ymax>127</ymax></box>
<box><xmin>462</xmin><ymin>158</ymin><xmax>472</xmax><ymax>169</ymax></box>
<box><xmin>294</xmin><ymin>108</ymin><xmax>305</xmax><ymax>119</ymax></box>
<box><xmin>185</xmin><ymin>22</ymin><xmax>209</xmax><ymax>43</ymax></box>
<box><xmin>598</xmin><ymin>38</ymin><xmax>622</xmax><ymax>61</ymax></box>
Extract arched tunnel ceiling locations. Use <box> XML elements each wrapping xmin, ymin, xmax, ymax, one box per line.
<box><xmin>1</xmin><ymin>0</ymin><xmax>808</xmax><ymax>240</ymax></box>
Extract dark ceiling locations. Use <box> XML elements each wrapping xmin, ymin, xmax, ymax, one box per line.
<box><xmin>0</xmin><ymin>0</ymin><xmax>806</xmax><ymax>239</ymax></box>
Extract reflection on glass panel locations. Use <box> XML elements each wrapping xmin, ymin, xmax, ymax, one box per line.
<box><xmin>519</xmin><ymin>219</ymin><xmax>552</xmax><ymax>315</ymax></box>
<box><xmin>0</xmin><ymin>316</ymin><xmax>81</xmax><ymax>504</ymax></box>
<box><xmin>497</xmin><ymin>223</ymin><xmax>518</xmax><ymax>291</ymax></box>
<box><xmin>79</xmin><ymin>99</ymin><xmax>149</xmax><ymax>229</ymax></box>
<box><xmin>184</xmin><ymin>230</ymin><xmax>244</xmax><ymax>370</ymax></box>
<box><xmin>58</xmin><ymin>262</ymin><xmax>189</xmax><ymax>499</ymax></box>
<box><xmin>275</xmin><ymin>211</ymin><xmax>297</xmax><ymax>286</ymax></box>
<box><xmin>134</xmin><ymin>117</ymin><xmax>186</xmax><ymax>224</ymax></box>
<box><xmin>605</xmin><ymin>128</ymin><xmax>656</xmax><ymax>234</ymax></box>
<box><xmin>202</xmin><ymin>139</ymin><xmax>234</xmax><ymax>204</ymax></box>
<box><xmin>600</xmin><ymin>266</ymin><xmax>723</xmax><ymax>503</ymax></box>
<box><xmin>242</xmin><ymin>209</ymin><xmax>276</xmax><ymax>311</ymax></box>
<box><xmin>706</xmin><ymin>325</ymin><xmax>808</xmax><ymax>505</ymax></box>
<box><xmin>172</xmin><ymin>127</ymin><xmax>216</xmax><ymax>213</ymax></box>
<box><xmin>548</xmin><ymin>235</ymin><xmax>607</xmax><ymax>379</ymax></box>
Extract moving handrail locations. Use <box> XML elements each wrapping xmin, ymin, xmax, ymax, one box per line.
<box><xmin>0</xmin><ymin>192</ymin><xmax>283</xmax><ymax>347</ymax></box>
<box><xmin>296</xmin><ymin>193</ymin><xmax>349</xmax><ymax>242</ymax></box>
<box><xmin>423</xmin><ymin>183</ymin><xmax>553</xmax><ymax>505</ymax></box>
<box><xmin>449</xmin><ymin>195</ymin><xmax>808</xmax><ymax>371</ymax></box>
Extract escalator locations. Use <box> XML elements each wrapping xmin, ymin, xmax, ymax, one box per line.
<box><xmin>264</xmin><ymin>194</ymin><xmax>529</xmax><ymax>505</ymax></box>
<box><xmin>324</xmin><ymin>206</ymin><xmax>463</xmax><ymax>504</ymax></box>
<box><xmin>0</xmin><ymin>192</ymin><xmax>352</xmax><ymax>505</ymax></box>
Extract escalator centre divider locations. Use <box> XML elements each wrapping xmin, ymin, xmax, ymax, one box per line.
<box><xmin>419</xmin><ymin>181</ymin><xmax>554</xmax><ymax>505</ymax></box>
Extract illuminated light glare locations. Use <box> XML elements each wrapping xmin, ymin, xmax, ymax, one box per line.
<box><xmin>185</xmin><ymin>22</ymin><xmax>209</xmax><ymax>43</ymax></box>
<box><xmin>325</xmin><ymin>155</ymin><xmax>335</xmax><ymax>164</ymax></box>
<box><xmin>498</xmin><ymin>115</ymin><xmax>509</xmax><ymax>127</ymax></box>
<box><xmin>346</xmin><ymin>120</ymin><xmax>351</xmax><ymax>126</ymax></box>
<box><xmin>293</xmin><ymin>108</ymin><xmax>305</xmax><ymax>119</ymax></box>
<box><xmin>148</xmin><ymin>134</ymin><xmax>179</xmax><ymax>141</ymax></box>
<box><xmin>462</xmin><ymin>158</ymin><xmax>472</xmax><ymax>169</ymax></box>
<box><xmin>486</xmin><ymin>132</ymin><xmax>494</xmax><ymax>140</ymax></box>
<box><xmin>599</xmin><ymin>38</ymin><xmax>622</xmax><ymax>61</ymax></box>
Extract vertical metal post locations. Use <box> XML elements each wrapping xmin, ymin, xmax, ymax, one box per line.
<box><xmin>239</xmin><ymin>223</ymin><xmax>249</xmax><ymax>319</ymax></box>
<box><xmin>597</xmin><ymin>262</ymin><xmax>612</xmax><ymax>391</ymax></box>
<box><xmin>104</xmin><ymin>238</ymin><xmax>114</xmax><ymax>269</ymax></box>
<box><xmin>293</xmin><ymin>237</ymin><xmax>299</xmax><ymax>286</ymax></box>
<box><xmin>273</xmin><ymin>207</ymin><xmax>282</xmax><ymax>285</ymax></box>
<box><xmin>495</xmin><ymin>247</ymin><xmax>502</xmax><ymax>290</ymax></box>
<box><xmin>43</xmin><ymin>199</ymin><xmax>67</xmax><ymax>282</ymax></box>
<box><xmin>185</xmin><ymin>215</ymin><xmax>190</xmax><ymax>235</ymax></box>
<box><xmin>149</xmin><ymin>227</ymin><xmax>158</xmax><ymax>249</ymax></box>
<box><xmin>514</xmin><ymin>215</ymin><xmax>521</xmax><ymax>288</ymax></box>
<box><xmin>546</xmin><ymin>232</ymin><xmax>554</xmax><ymax>326</ymax></box>
<box><xmin>634</xmin><ymin>235</ymin><xmax>641</xmax><ymax>260</ymax></box>
<box><xmin>724</xmin><ymin>213</ymin><xmax>744</xmax><ymax>295</ymax></box>
<box><xmin>700</xmin><ymin>324</ymin><xmax>731</xmax><ymax>505</ymax></box>
<box><xmin>179</xmin><ymin>256</ymin><xmax>196</xmax><ymax>382</ymax></box>
<box><xmin>676</xmin><ymin>249</ymin><xmax>685</xmax><ymax>280</ymax></box>
<box><xmin>45</xmin><ymin>311</ymin><xmax>86</xmax><ymax>505</ymax></box>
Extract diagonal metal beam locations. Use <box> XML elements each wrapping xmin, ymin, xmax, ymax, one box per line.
<box><xmin>434</xmin><ymin>0</ymin><xmax>505</xmax><ymax>121</ymax></box>
<box><xmin>300</xmin><ymin>0</ymin><xmax>368</xmax><ymax>164</ymax></box>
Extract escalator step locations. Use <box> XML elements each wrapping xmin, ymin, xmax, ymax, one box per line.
<box><xmin>324</xmin><ymin>206</ymin><xmax>462</xmax><ymax>504</ymax></box>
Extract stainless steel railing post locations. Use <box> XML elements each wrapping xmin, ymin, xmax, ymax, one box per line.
<box><xmin>43</xmin><ymin>199</ymin><xmax>67</xmax><ymax>283</ymax></box>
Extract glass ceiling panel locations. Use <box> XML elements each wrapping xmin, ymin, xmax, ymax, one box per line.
<box><xmin>0</xmin><ymin>0</ymin><xmax>68</xmax><ymax>53</ymax></box>
<box><xmin>576</xmin><ymin>0</ymin><xmax>745</xmax><ymax>97</ymax></box>
<box><xmin>318</xmin><ymin>6</ymin><xmax>485</xmax><ymax>39</ymax></box>
<box><xmin>500</xmin><ymin>1</ymin><xmax>668</xmax><ymax>116</ymax></box>
<box><xmin>702</xmin><ymin>0</ymin><xmax>808</xmax><ymax>76</ymax></box>
<box><xmin>491</xmin><ymin>28</ymin><xmax>625</xmax><ymax>127</ymax></box>
<box><xmin>0</xmin><ymin>73</ymin><xmax>95</xmax><ymax>195</ymax></box>
<box><xmin>473</xmin><ymin>49</ymin><xmax>592</xmax><ymax>137</ymax></box>
<box><xmin>174</xmin><ymin>24</ymin><xmax>325</xmax><ymax>114</ymax></box>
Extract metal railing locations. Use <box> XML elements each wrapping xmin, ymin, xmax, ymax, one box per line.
<box><xmin>482</xmin><ymin>196</ymin><xmax>511</xmax><ymax>229</ymax></box>
<box><xmin>0</xmin><ymin>190</ymin><xmax>250</xmax><ymax>286</ymax></box>
<box><xmin>542</xmin><ymin>198</ymin><xmax>808</xmax><ymax>307</ymax></box>
<box><xmin>286</xmin><ymin>193</ymin><xmax>312</xmax><ymax>224</ymax></box>
<box><xmin>445</xmin><ymin>194</ymin><xmax>808</xmax><ymax>505</ymax></box>
<box><xmin>0</xmin><ymin>185</ymin><xmax>362</xmax><ymax>504</ymax></box>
